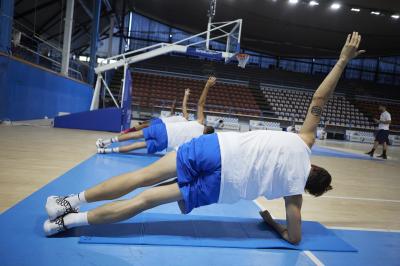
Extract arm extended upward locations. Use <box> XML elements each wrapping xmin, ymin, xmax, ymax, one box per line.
<box><xmin>197</xmin><ymin>76</ymin><xmax>216</xmax><ymax>124</ymax></box>
<box><xmin>299</xmin><ymin>32</ymin><xmax>365</xmax><ymax>147</ymax></box>
<box><xmin>182</xmin><ymin>89</ymin><xmax>190</xmax><ymax>120</ymax></box>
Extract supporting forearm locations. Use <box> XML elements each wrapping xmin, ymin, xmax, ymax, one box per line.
<box><xmin>260</xmin><ymin>211</ymin><xmax>288</xmax><ymax>241</ymax></box>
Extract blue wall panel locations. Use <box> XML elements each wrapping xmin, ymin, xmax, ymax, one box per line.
<box><xmin>0</xmin><ymin>55</ymin><xmax>93</xmax><ymax>121</ymax></box>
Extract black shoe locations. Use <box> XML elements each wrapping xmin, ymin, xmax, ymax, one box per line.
<box><xmin>377</xmin><ymin>154</ymin><xmax>387</xmax><ymax>159</ymax></box>
<box><xmin>365</xmin><ymin>151</ymin><xmax>374</xmax><ymax>157</ymax></box>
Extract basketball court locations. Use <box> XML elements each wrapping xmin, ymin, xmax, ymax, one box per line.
<box><xmin>1</xmin><ymin>0</ymin><xmax>399</xmax><ymax>265</ymax></box>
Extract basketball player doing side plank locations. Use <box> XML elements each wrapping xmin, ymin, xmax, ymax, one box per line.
<box><xmin>44</xmin><ymin>33</ymin><xmax>365</xmax><ymax>244</ymax></box>
<box><xmin>96</xmin><ymin>76</ymin><xmax>217</xmax><ymax>154</ymax></box>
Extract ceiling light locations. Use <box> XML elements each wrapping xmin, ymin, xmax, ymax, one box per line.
<box><xmin>309</xmin><ymin>1</ymin><xmax>319</xmax><ymax>6</ymax></box>
<box><xmin>330</xmin><ymin>3</ymin><xmax>341</xmax><ymax>10</ymax></box>
<box><xmin>371</xmin><ymin>11</ymin><xmax>380</xmax><ymax>15</ymax></box>
<box><xmin>350</xmin><ymin>8</ymin><xmax>360</xmax><ymax>12</ymax></box>
<box><xmin>288</xmin><ymin>0</ymin><xmax>299</xmax><ymax>5</ymax></box>
<box><xmin>391</xmin><ymin>14</ymin><xmax>400</xmax><ymax>19</ymax></box>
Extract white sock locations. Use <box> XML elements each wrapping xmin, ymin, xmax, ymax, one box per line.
<box><xmin>102</xmin><ymin>137</ymin><xmax>119</xmax><ymax>146</ymax></box>
<box><xmin>63</xmin><ymin>212</ymin><xmax>89</xmax><ymax>229</ymax></box>
<box><xmin>104</xmin><ymin>147</ymin><xmax>119</xmax><ymax>153</ymax></box>
<box><xmin>66</xmin><ymin>192</ymin><xmax>87</xmax><ymax>208</ymax></box>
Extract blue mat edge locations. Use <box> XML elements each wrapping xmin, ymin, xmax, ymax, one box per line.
<box><xmin>78</xmin><ymin>213</ymin><xmax>358</xmax><ymax>252</ymax></box>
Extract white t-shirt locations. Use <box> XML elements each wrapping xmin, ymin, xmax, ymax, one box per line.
<box><xmin>161</xmin><ymin>115</ymin><xmax>188</xmax><ymax>124</ymax></box>
<box><xmin>217</xmin><ymin>130</ymin><xmax>311</xmax><ymax>204</ymax></box>
<box><xmin>379</xmin><ymin>111</ymin><xmax>391</xmax><ymax>130</ymax></box>
<box><xmin>165</xmin><ymin>121</ymin><xmax>204</xmax><ymax>150</ymax></box>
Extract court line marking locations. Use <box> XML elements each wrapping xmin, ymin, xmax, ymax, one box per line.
<box><xmin>303</xmin><ymin>251</ymin><xmax>325</xmax><ymax>266</ymax></box>
<box><xmin>253</xmin><ymin>199</ymin><xmax>324</xmax><ymax>266</ymax></box>
<box><xmin>327</xmin><ymin>226</ymin><xmax>400</xmax><ymax>233</ymax></box>
<box><xmin>305</xmin><ymin>194</ymin><xmax>400</xmax><ymax>203</ymax></box>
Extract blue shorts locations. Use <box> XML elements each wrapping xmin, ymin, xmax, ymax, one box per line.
<box><xmin>142</xmin><ymin>123</ymin><xmax>168</xmax><ymax>154</ymax></box>
<box><xmin>150</xmin><ymin>117</ymin><xmax>163</xmax><ymax>126</ymax></box>
<box><xmin>176</xmin><ymin>133</ymin><xmax>221</xmax><ymax>214</ymax></box>
<box><xmin>375</xmin><ymin>129</ymin><xmax>389</xmax><ymax>144</ymax></box>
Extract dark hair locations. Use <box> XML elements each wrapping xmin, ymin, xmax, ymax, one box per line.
<box><xmin>305</xmin><ymin>165</ymin><xmax>332</xmax><ymax>197</ymax></box>
<box><xmin>203</xmin><ymin>126</ymin><xmax>215</xmax><ymax>134</ymax></box>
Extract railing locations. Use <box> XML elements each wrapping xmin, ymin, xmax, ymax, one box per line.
<box><xmin>10</xmin><ymin>20</ymin><xmax>88</xmax><ymax>82</ymax></box>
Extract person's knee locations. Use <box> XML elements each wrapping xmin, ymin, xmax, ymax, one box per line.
<box><xmin>137</xmin><ymin>190</ymin><xmax>158</xmax><ymax>208</ymax></box>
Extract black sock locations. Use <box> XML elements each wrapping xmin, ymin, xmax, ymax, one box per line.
<box><xmin>383</xmin><ymin>150</ymin><xmax>387</xmax><ymax>156</ymax></box>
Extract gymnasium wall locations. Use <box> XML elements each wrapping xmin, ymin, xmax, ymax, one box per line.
<box><xmin>0</xmin><ymin>54</ymin><xmax>93</xmax><ymax>121</ymax></box>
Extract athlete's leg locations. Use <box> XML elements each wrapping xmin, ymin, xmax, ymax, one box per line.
<box><xmin>98</xmin><ymin>141</ymin><xmax>147</xmax><ymax>154</ymax></box>
<box><xmin>88</xmin><ymin>182</ymin><xmax>182</xmax><ymax>224</ymax></box>
<box><xmin>117</xmin><ymin>142</ymin><xmax>147</xmax><ymax>153</ymax></box>
<box><xmin>378</xmin><ymin>141</ymin><xmax>388</xmax><ymax>159</ymax></box>
<box><xmin>366</xmin><ymin>141</ymin><xmax>379</xmax><ymax>156</ymax></box>
<box><xmin>44</xmin><ymin>182</ymin><xmax>182</xmax><ymax>235</ymax></box>
<box><xmin>118</xmin><ymin>130</ymin><xmax>144</xmax><ymax>142</ymax></box>
<box><xmin>96</xmin><ymin>130</ymin><xmax>145</xmax><ymax>148</ymax></box>
<box><xmin>85</xmin><ymin>151</ymin><xmax>177</xmax><ymax>202</ymax></box>
<box><xmin>132</xmin><ymin>121</ymin><xmax>151</xmax><ymax>131</ymax></box>
<box><xmin>45</xmin><ymin>151</ymin><xmax>177</xmax><ymax>222</ymax></box>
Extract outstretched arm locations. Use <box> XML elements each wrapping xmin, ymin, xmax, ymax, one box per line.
<box><xmin>197</xmin><ymin>76</ymin><xmax>216</xmax><ymax>124</ymax></box>
<box><xmin>182</xmin><ymin>89</ymin><xmax>190</xmax><ymax>120</ymax></box>
<box><xmin>259</xmin><ymin>195</ymin><xmax>303</xmax><ymax>245</ymax></box>
<box><xmin>300</xmin><ymin>32</ymin><xmax>365</xmax><ymax>147</ymax></box>
<box><xmin>169</xmin><ymin>98</ymin><xmax>177</xmax><ymax>116</ymax></box>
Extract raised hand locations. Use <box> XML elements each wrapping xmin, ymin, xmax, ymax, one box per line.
<box><xmin>185</xmin><ymin>88</ymin><xmax>191</xmax><ymax>96</ymax></box>
<box><xmin>339</xmin><ymin>32</ymin><xmax>366</xmax><ymax>63</ymax></box>
<box><xmin>207</xmin><ymin>76</ymin><xmax>217</xmax><ymax>87</ymax></box>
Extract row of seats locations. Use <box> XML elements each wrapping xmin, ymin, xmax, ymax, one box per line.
<box><xmin>261</xmin><ymin>86</ymin><xmax>375</xmax><ymax>129</ymax></box>
<box><xmin>135</xmin><ymin>55</ymin><xmax>400</xmax><ymax>100</ymax></box>
<box><xmin>133</xmin><ymin>72</ymin><xmax>262</xmax><ymax>117</ymax></box>
<box><xmin>351</xmin><ymin>99</ymin><xmax>400</xmax><ymax>126</ymax></box>
<box><xmin>130</xmin><ymin>67</ymin><xmax>398</xmax><ymax>131</ymax></box>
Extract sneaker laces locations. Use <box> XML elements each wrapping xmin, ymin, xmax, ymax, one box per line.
<box><xmin>53</xmin><ymin>216</ymin><xmax>67</xmax><ymax>233</ymax></box>
<box><xmin>55</xmin><ymin>196</ymin><xmax>79</xmax><ymax>216</ymax></box>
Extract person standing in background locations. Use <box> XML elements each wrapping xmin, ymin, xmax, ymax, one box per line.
<box><xmin>366</xmin><ymin>105</ymin><xmax>391</xmax><ymax>159</ymax></box>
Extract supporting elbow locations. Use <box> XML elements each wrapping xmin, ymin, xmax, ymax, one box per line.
<box><xmin>288</xmin><ymin>236</ymin><xmax>301</xmax><ymax>245</ymax></box>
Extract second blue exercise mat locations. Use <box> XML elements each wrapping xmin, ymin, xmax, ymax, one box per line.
<box><xmin>79</xmin><ymin>213</ymin><xmax>357</xmax><ymax>252</ymax></box>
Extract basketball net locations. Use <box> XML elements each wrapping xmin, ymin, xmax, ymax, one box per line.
<box><xmin>236</xmin><ymin>53</ymin><xmax>250</xmax><ymax>68</ymax></box>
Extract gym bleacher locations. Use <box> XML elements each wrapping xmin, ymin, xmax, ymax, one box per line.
<box><xmin>132</xmin><ymin>71</ymin><xmax>262</xmax><ymax>117</ymax></box>
<box><xmin>129</xmin><ymin>61</ymin><xmax>400</xmax><ymax>131</ymax></box>
<box><xmin>261</xmin><ymin>85</ymin><xmax>374</xmax><ymax>129</ymax></box>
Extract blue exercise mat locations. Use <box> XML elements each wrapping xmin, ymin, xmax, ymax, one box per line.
<box><xmin>79</xmin><ymin>213</ymin><xmax>357</xmax><ymax>252</ymax></box>
<box><xmin>311</xmin><ymin>145</ymin><xmax>374</xmax><ymax>160</ymax></box>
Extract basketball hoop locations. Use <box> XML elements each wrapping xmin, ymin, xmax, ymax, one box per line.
<box><xmin>236</xmin><ymin>53</ymin><xmax>250</xmax><ymax>68</ymax></box>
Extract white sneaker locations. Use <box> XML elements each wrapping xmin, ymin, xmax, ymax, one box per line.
<box><xmin>96</xmin><ymin>139</ymin><xmax>105</xmax><ymax>148</ymax></box>
<box><xmin>97</xmin><ymin>148</ymin><xmax>105</xmax><ymax>154</ymax></box>
<box><xmin>43</xmin><ymin>216</ymin><xmax>67</xmax><ymax>236</ymax></box>
<box><xmin>46</xmin><ymin>196</ymin><xmax>79</xmax><ymax>221</ymax></box>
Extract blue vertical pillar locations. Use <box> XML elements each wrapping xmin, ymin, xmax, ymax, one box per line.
<box><xmin>0</xmin><ymin>0</ymin><xmax>15</xmax><ymax>53</ymax></box>
<box><xmin>88</xmin><ymin>0</ymin><xmax>101</xmax><ymax>85</ymax></box>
